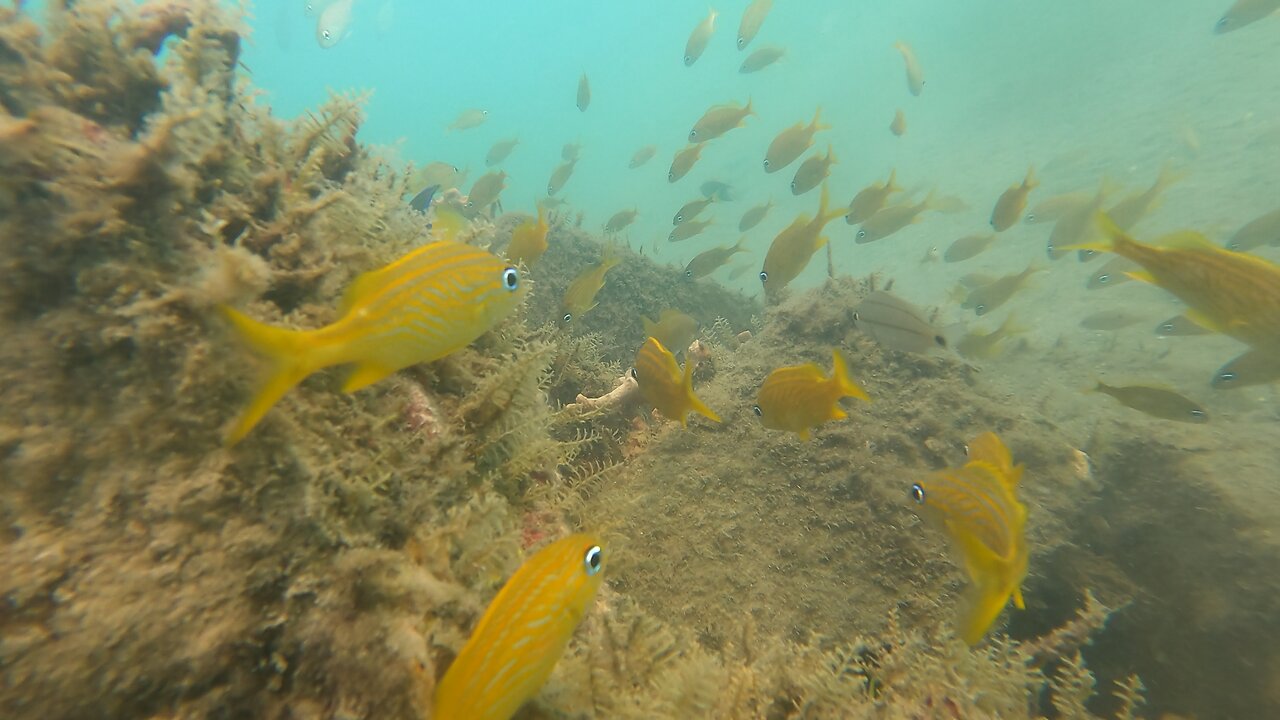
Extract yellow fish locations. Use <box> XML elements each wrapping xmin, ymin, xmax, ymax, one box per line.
<box><xmin>909</xmin><ymin>432</ymin><xmax>1028</xmax><ymax>646</ymax></box>
<box><xmin>737</xmin><ymin>0</ymin><xmax>772</xmax><ymax>50</ymax></box>
<box><xmin>561</xmin><ymin>248</ymin><xmax>621</xmax><ymax>323</ymax></box>
<box><xmin>674</xmin><ymin>196</ymin><xmax>715</xmax><ymax>225</ymax></box>
<box><xmin>739</xmin><ymin>45</ymin><xmax>785</xmax><ymax>73</ymax></box>
<box><xmin>856</xmin><ymin>192</ymin><xmax>934</xmax><ymax>244</ymax></box>
<box><xmin>633</xmin><ymin>337</ymin><xmax>720</xmax><ymax>426</ymax></box>
<box><xmin>685</xmin><ymin>236</ymin><xmax>748</xmax><ymax>279</ymax></box>
<box><xmin>1067</xmin><ymin>213</ymin><xmax>1280</xmax><ymax>371</ymax></box>
<box><xmin>604</xmin><ymin>208</ymin><xmax>640</xmax><ymax>234</ymax></box>
<box><xmin>547</xmin><ymin>159</ymin><xmax>577</xmax><ymax>196</ymax></box>
<box><xmin>990</xmin><ymin>166</ymin><xmax>1038</xmax><ymax>232</ymax></box>
<box><xmin>506</xmin><ymin>206</ymin><xmax>549</xmax><ymax>268</ymax></box>
<box><xmin>753</xmin><ymin>349</ymin><xmax>870</xmax><ymax>441</ymax></box>
<box><xmin>684</xmin><ymin>8</ymin><xmax>719</xmax><ymax>66</ymax></box>
<box><xmin>960</xmin><ymin>262</ymin><xmax>1041</xmax><ymax>316</ymax></box>
<box><xmin>467</xmin><ymin>170</ymin><xmax>508</xmax><ymax>212</ymax></box>
<box><xmin>889</xmin><ymin>108</ymin><xmax>906</xmax><ymax>137</ymax></box>
<box><xmin>760</xmin><ymin>183</ymin><xmax>844</xmax><ymax>293</ymax></box>
<box><xmin>739</xmin><ymin>198</ymin><xmax>774</xmax><ymax>231</ymax></box>
<box><xmin>955</xmin><ymin>314</ymin><xmax>1024</xmax><ymax>360</ymax></box>
<box><xmin>629</xmin><ymin>145</ymin><xmax>657</xmax><ymax>169</ymax></box>
<box><xmin>220</xmin><ymin>240</ymin><xmax>523</xmax><ymax>444</ymax></box>
<box><xmin>485</xmin><ymin>138</ymin><xmax>519</xmax><ymax>168</ymax></box>
<box><xmin>668</xmin><ymin>216</ymin><xmax>714</xmax><ymax>243</ymax></box>
<box><xmin>764</xmin><ymin>107</ymin><xmax>830</xmax><ymax>173</ymax></box>
<box><xmin>1106</xmin><ymin>163</ymin><xmax>1185</xmax><ymax>231</ymax></box>
<box><xmin>845</xmin><ymin>170</ymin><xmax>902</xmax><ymax>225</ymax></box>
<box><xmin>642</xmin><ymin>309</ymin><xmax>699</xmax><ymax>353</ymax></box>
<box><xmin>689</xmin><ymin>99</ymin><xmax>755</xmax><ymax>143</ymax></box>
<box><xmin>434</xmin><ymin>534</ymin><xmax>604</xmax><ymax>720</ymax></box>
<box><xmin>893</xmin><ymin>40</ymin><xmax>925</xmax><ymax>95</ymax></box>
<box><xmin>669</xmin><ymin>144</ymin><xmax>705</xmax><ymax>183</ymax></box>
<box><xmin>447</xmin><ymin>108</ymin><xmax>488</xmax><ymax>132</ymax></box>
<box><xmin>790</xmin><ymin>144</ymin><xmax>837</xmax><ymax>196</ymax></box>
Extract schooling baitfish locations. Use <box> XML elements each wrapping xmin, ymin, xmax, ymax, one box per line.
<box><xmin>220</xmin><ymin>239</ymin><xmax>523</xmax><ymax>444</ymax></box>
<box><xmin>434</xmin><ymin>534</ymin><xmax>605</xmax><ymax>720</ymax></box>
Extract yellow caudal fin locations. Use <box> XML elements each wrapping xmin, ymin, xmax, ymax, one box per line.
<box><xmin>220</xmin><ymin>306</ymin><xmax>315</xmax><ymax>446</ymax></box>
<box><xmin>810</xmin><ymin>106</ymin><xmax>830</xmax><ymax>132</ymax></box>
<box><xmin>885</xmin><ymin>168</ymin><xmax>902</xmax><ymax>195</ymax></box>
<box><xmin>830</xmin><ymin>349</ymin><xmax>871</xmax><ymax>402</ymax></box>
<box><xmin>954</xmin><ymin>531</ymin><xmax>1018</xmax><ymax>646</ymax></box>
<box><xmin>343</xmin><ymin>362</ymin><xmax>398</xmax><ymax>393</ymax></box>
<box><xmin>1022</xmin><ymin>164</ymin><xmax>1039</xmax><ymax>190</ymax></box>
<box><xmin>681</xmin><ymin>359</ymin><xmax>721</xmax><ymax>424</ymax></box>
<box><xmin>818</xmin><ymin>182</ymin><xmax>845</xmax><ymax>224</ymax></box>
<box><xmin>1060</xmin><ymin>212</ymin><xmax>1123</xmax><ymax>253</ymax></box>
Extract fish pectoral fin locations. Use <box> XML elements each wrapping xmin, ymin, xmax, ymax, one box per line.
<box><xmin>343</xmin><ymin>362</ymin><xmax>398</xmax><ymax>393</ymax></box>
<box><xmin>798</xmin><ymin>428</ymin><xmax>812</xmax><ymax>442</ymax></box>
<box><xmin>1012</xmin><ymin>587</ymin><xmax>1025</xmax><ymax>610</ymax></box>
<box><xmin>1122</xmin><ymin>269</ymin><xmax>1155</xmax><ymax>285</ymax></box>
<box><xmin>829</xmin><ymin>406</ymin><xmax>848</xmax><ymax>421</ymax></box>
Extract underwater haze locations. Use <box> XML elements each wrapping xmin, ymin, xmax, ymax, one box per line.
<box><xmin>2</xmin><ymin>0</ymin><xmax>1280</xmax><ymax>719</ymax></box>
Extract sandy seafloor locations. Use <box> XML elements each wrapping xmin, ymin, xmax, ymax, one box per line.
<box><xmin>2</xmin><ymin>2</ymin><xmax>1280</xmax><ymax>720</ymax></box>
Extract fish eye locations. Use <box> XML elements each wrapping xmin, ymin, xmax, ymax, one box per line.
<box><xmin>684</xmin><ymin>269</ymin><xmax>693</xmax><ymax>278</ymax></box>
<box><xmin>852</xmin><ymin>311</ymin><xmax>861</xmax><ymax>325</ymax></box>
<box><xmin>857</xmin><ymin>230</ymin><xmax>867</xmax><ymax>239</ymax></box>
<box><xmin>752</xmin><ymin>405</ymin><xmax>762</xmax><ymax>417</ymax></box>
<box><xmin>689</xmin><ymin>131</ymin><xmax>697</xmax><ymax>141</ymax></box>
<box><xmin>1160</xmin><ymin>323</ymin><xmax>1175</xmax><ymax>333</ymax></box>
<box><xmin>975</xmin><ymin>304</ymin><xmax>987</xmax><ymax>316</ymax></box>
<box><xmin>1190</xmin><ymin>409</ymin><xmax>1207</xmax><ymax>420</ymax></box>
<box><xmin>668</xmin><ymin>172</ymin><xmax>675</xmax><ymax>182</ymax></box>
<box><xmin>758</xmin><ymin>271</ymin><xmax>768</xmax><ymax>283</ymax></box>
<box><xmin>934</xmin><ymin>334</ymin><xmax>947</xmax><ymax>348</ymax></box>
<box><xmin>562</xmin><ymin>313</ymin><xmax>572</xmax><ymax>323</ymax></box>
<box><xmin>1025</xmin><ymin>213</ymin><xmax>1035</xmax><ymax>222</ymax></box>
<box><xmin>762</xmin><ymin>159</ymin><xmax>770</xmax><ymax>168</ymax></box>
<box><xmin>629</xmin><ymin>367</ymin><xmax>638</xmax><ymax>379</ymax></box>
<box><xmin>963</xmin><ymin>444</ymin><xmax>971</xmax><ymax>456</ymax></box>
<box><xmin>481</xmin><ymin>110</ymin><xmax>489</xmax><ymax>116</ymax></box>
<box><xmin>1097</xmin><ymin>274</ymin><xmax>1110</xmax><ymax>284</ymax></box>
<box><xmin>583</xmin><ymin>545</ymin><xmax>603</xmax><ymax>576</ymax></box>
<box><xmin>676</xmin><ymin>214</ymin><xmax>684</xmax><ymax>222</ymax></box>
<box><xmin>790</xmin><ymin>181</ymin><xmax>797</xmax><ymax>191</ymax></box>
<box><xmin>501</xmin><ymin>267</ymin><xmax>519</xmax><ymax>291</ymax></box>
<box><xmin>322</xmin><ymin>29</ymin><xmax>331</xmax><ymax>40</ymax></box>
<box><xmin>910</xmin><ymin>483</ymin><xmax>925</xmax><ymax>504</ymax></box>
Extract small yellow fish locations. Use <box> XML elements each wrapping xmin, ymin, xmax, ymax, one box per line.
<box><xmin>790</xmin><ymin>144</ymin><xmax>837</xmax><ymax>196</ymax></box>
<box><xmin>1225</xmin><ymin>207</ymin><xmax>1280</xmax><ymax>251</ymax></box>
<box><xmin>684</xmin><ymin>8</ymin><xmax>719</xmax><ymax>66</ymax></box>
<box><xmin>961</xmin><ymin>262</ymin><xmax>1041</xmax><ymax>316</ymax></box>
<box><xmin>856</xmin><ymin>193</ymin><xmax>934</xmax><ymax>244</ymax></box>
<box><xmin>955</xmin><ymin>314</ymin><xmax>1024</xmax><ymax>360</ymax></box>
<box><xmin>739</xmin><ymin>45</ymin><xmax>785</xmax><ymax>73</ymax></box>
<box><xmin>689</xmin><ymin>99</ymin><xmax>755</xmax><ymax>143</ymax></box>
<box><xmin>1106</xmin><ymin>163</ymin><xmax>1185</xmax><ymax>231</ymax></box>
<box><xmin>604</xmin><ymin>208</ymin><xmax>640</xmax><ymax>234</ymax></box>
<box><xmin>668</xmin><ymin>216</ymin><xmax>714</xmax><ymax>243</ymax></box>
<box><xmin>1215</xmin><ymin>0</ymin><xmax>1280</xmax><ymax>33</ymax></box>
<box><xmin>412</xmin><ymin>161</ymin><xmax>467</xmax><ymax>192</ymax></box>
<box><xmin>629</xmin><ymin>145</ymin><xmax>657</xmax><ymax>169</ymax></box>
<box><xmin>764</xmin><ymin>107</ymin><xmax>830</xmax><ymax>173</ymax></box>
<box><xmin>1024</xmin><ymin>189</ymin><xmax>1093</xmax><ymax>224</ymax></box>
<box><xmin>220</xmin><ymin>240</ymin><xmax>523</xmax><ymax>444</ymax></box>
<box><xmin>761</xmin><ymin>183</ymin><xmax>845</xmax><ymax>292</ymax></box>
<box><xmin>547</xmin><ymin>159</ymin><xmax>577</xmax><ymax>196</ymax></box>
<box><xmin>561</xmin><ymin>248</ymin><xmax>621</xmax><ymax>323</ymax></box>
<box><xmin>845</xmin><ymin>170</ymin><xmax>902</xmax><ymax>224</ymax></box>
<box><xmin>634</xmin><ymin>337</ymin><xmax>720</xmax><ymax>426</ymax></box>
<box><xmin>944</xmin><ymin>233</ymin><xmax>998</xmax><ymax>263</ymax></box>
<box><xmin>739</xmin><ymin>198</ymin><xmax>774</xmax><ymax>231</ymax></box>
<box><xmin>506</xmin><ymin>206</ymin><xmax>549</xmax><ymax>268</ymax></box>
<box><xmin>485</xmin><ymin>138</ymin><xmax>519</xmax><ymax>167</ymax></box>
<box><xmin>316</xmin><ymin>0</ymin><xmax>354</xmax><ymax>48</ymax></box>
<box><xmin>889</xmin><ymin>108</ymin><xmax>906</xmax><ymax>137</ymax></box>
<box><xmin>576</xmin><ymin>72</ymin><xmax>591</xmax><ymax>112</ymax></box>
<box><xmin>737</xmin><ymin>0</ymin><xmax>772</xmax><ymax>50</ymax></box>
<box><xmin>909</xmin><ymin>432</ymin><xmax>1027</xmax><ymax>645</ymax></box>
<box><xmin>1066</xmin><ymin>213</ymin><xmax>1280</xmax><ymax>361</ymax></box>
<box><xmin>674</xmin><ymin>196</ymin><xmax>716</xmax><ymax>225</ymax></box>
<box><xmin>434</xmin><ymin>534</ymin><xmax>604</xmax><ymax>720</ymax></box>
<box><xmin>642</xmin><ymin>309</ymin><xmax>699</xmax><ymax>354</ymax></box>
<box><xmin>1046</xmin><ymin>184</ymin><xmax>1111</xmax><ymax>260</ymax></box>
<box><xmin>669</xmin><ymin>144</ymin><xmax>705</xmax><ymax>183</ymax></box>
<box><xmin>893</xmin><ymin>40</ymin><xmax>925</xmax><ymax>96</ymax></box>
<box><xmin>990</xmin><ymin>166</ymin><xmax>1038</xmax><ymax>232</ymax></box>
<box><xmin>1093</xmin><ymin>382</ymin><xmax>1209</xmax><ymax>423</ymax></box>
<box><xmin>1086</xmin><ymin>255</ymin><xmax>1139</xmax><ymax>290</ymax></box>
<box><xmin>685</xmin><ymin>236</ymin><xmax>749</xmax><ymax>279</ymax></box>
<box><xmin>447</xmin><ymin>108</ymin><xmax>488</xmax><ymax>132</ymax></box>
<box><xmin>467</xmin><ymin>170</ymin><xmax>508</xmax><ymax>211</ymax></box>
<box><xmin>754</xmin><ymin>349</ymin><xmax>870</xmax><ymax>441</ymax></box>
<box><xmin>562</xmin><ymin>141</ymin><xmax>583</xmax><ymax>162</ymax></box>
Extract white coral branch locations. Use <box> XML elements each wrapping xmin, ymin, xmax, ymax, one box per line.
<box><xmin>564</xmin><ymin>373</ymin><xmax>639</xmax><ymax>415</ymax></box>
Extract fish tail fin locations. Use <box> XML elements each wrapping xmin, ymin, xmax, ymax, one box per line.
<box><xmin>682</xmin><ymin>360</ymin><xmax>721</xmax><ymax>423</ymax></box>
<box><xmin>1155</xmin><ymin>161</ymin><xmax>1189</xmax><ymax>191</ymax></box>
<box><xmin>744</xmin><ymin>96</ymin><xmax>755</xmax><ymax>117</ymax></box>
<box><xmin>819</xmin><ymin>182</ymin><xmax>844</xmax><ymax>224</ymax></box>
<box><xmin>219</xmin><ymin>306</ymin><xmax>317</xmax><ymax>446</ymax></box>
<box><xmin>885</xmin><ymin>168</ymin><xmax>902</xmax><ymax>193</ymax></box>
<box><xmin>1023</xmin><ymin>164</ymin><xmax>1039</xmax><ymax>190</ymax></box>
<box><xmin>811</xmin><ymin>106</ymin><xmax>830</xmax><ymax>132</ymax></box>
<box><xmin>600</xmin><ymin>244</ymin><xmax>623</xmax><ymax>271</ymax></box>
<box><xmin>954</xmin><ymin>533</ymin><xmax>1017</xmax><ymax>646</ymax></box>
<box><xmin>826</xmin><ymin>143</ymin><xmax>837</xmax><ymax>164</ymax></box>
<box><xmin>732</xmin><ymin>235</ymin><xmax>749</xmax><ymax>252</ymax></box>
<box><xmin>831</xmin><ymin>349</ymin><xmax>870</xmax><ymax>402</ymax></box>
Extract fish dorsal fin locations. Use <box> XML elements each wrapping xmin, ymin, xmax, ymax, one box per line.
<box><xmin>341</xmin><ymin>242</ymin><xmax>443</xmax><ymax>313</ymax></box>
<box><xmin>965</xmin><ymin>432</ymin><xmax>1010</xmax><ymax>472</ymax></box>
<box><xmin>1152</xmin><ymin>230</ymin><xmax>1215</xmax><ymax>251</ymax></box>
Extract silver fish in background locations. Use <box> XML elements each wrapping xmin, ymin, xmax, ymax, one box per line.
<box><xmin>684</xmin><ymin>8</ymin><xmax>718</xmax><ymax>66</ymax></box>
<box><xmin>853</xmin><ymin>291</ymin><xmax>948</xmax><ymax>354</ymax></box>
<box><xmin>315</xmin><ymin>0</ymin><xmax>354</xmax><ymax>48</ymax></box>
<box><xmin>1092</xmin><ymin>382</ymin><xmax>1209</xmax><ymax>423</ymax></box>
<box><xmin>1086</xmin><ymin>256</ymin><xmax>1139</xmax><ymax>290</ymax></box>
<box><xmin>1155</xmin><ymin>315</ymin><xmax>1212</xmax><ymax>338</ymax></box>
<box><xmin>1225</xmin><ymin>207</ymin><xmax>1280</xmax><ymax>251</ymax></box>
<box><xmin>1212</xmin><ymin>349</ymin><xmax>1280</xmax><ymax>389</ymax></box>
<box><xmin>1214</xmin><ymin>0</ymin><xmax>1280</xmax><ymax>34</ymax></box>
<box><xmin>737</xmin><ymin>0</ymin><xmax>772</xmax><ymax>50</ymax></box>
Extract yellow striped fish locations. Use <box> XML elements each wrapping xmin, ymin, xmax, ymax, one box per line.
<box><xmin>633</xmin><ymin>337</ymin><xmax>720</xmax><ymax>427</ymax></box>
<box><xmin>219</xmin><ymin>239</ymin><xmax>523</xmax><ymax>444</ymax></box>
<box><xmin>753</xmin><ymin>349</ymin><xmax>869</xmax><ymax>440</ymax></box>
<box><xmin>909</xmin><ymin>432</ymin><xmax>1028</xmax><ymax>645</ymax></box>
<box><xmin>434</xmin><ymin>534</ymin><xmax>604</xmax><ymax>720</ymax></box>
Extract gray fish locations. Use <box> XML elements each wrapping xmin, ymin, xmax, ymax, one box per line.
<box><xmin>739</xmin><ymin>199</ymin><xmax>773</xmax><ymax>231</ymax></box>
<box><xmin>485</xmin><ymin>137</ymin><xmax>519</xmax><ymax>167</ymax></box>
<box><xmin>740</xmin><ymin>45</ymin><xmax>785</xmax><ymax>73</ymax></box>
<box><xmin>961</xmin><ymin>264</ymin><xmax>1040</xmax><ymax>316</ymax></box>
<box><xmin>668</xmin><ymin>217</ymin><xmax>713</xmax><ymax>243</ymax></box>
<box><xmin>1093</xmin><ymin>382</ymin><xmax>1209</xmax><ymax>423</ymax></box>
<box><xmin>1079</xmin><ymin>309</ymin><xmax>1147</xmax><ymax>331</ymax></box>
<box><xmin>1212</xmin><ymin>349</ymin><xmax>1280</xmax><ymax>389</ymax></box>
<box><xmin>547</xmin><ymin>160</ymin><xmax>577</xmax><ymax>196</ymax></box>
<box><xmin>629</xmin><ymin>145</ymin><xmax>657</xmax><ymax>169</ymax></box>
<box><xmin>943</xmin><ymin>233</ymin><xmax>997</xmax><ymax>263</ymax></box>
<box><xmin>701</xmin><ymin>180</ymin><xmax>735</xmax><ymax>202</ymax></box>
<box><xmin>674</xmin><ymin>197</ymin><xmax>715</xmax><ymax>225</ymax></box>
<box><xmin>853</xmin><ymin>290</ymin><xmax>948</xmax><ymax>354</ymax></box>
<box><xmin>1225</xmin><ymin>207</ymin><xmax>1280</xmax><ymax>251</ymax></box>
<box><xmin>1155</xmin><ymin>315</ymin><xmax>1212</xmax><ymax>337</ymax></box>
<box><xmin>577</xmin><ymin>73</ymin><xmax>591</xmax><ymax>112</ymax></box>
<box><xmin>1086</xmin><ymin>256</ymin><xmax>1139</xmax><ymax>290</ymax></box>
